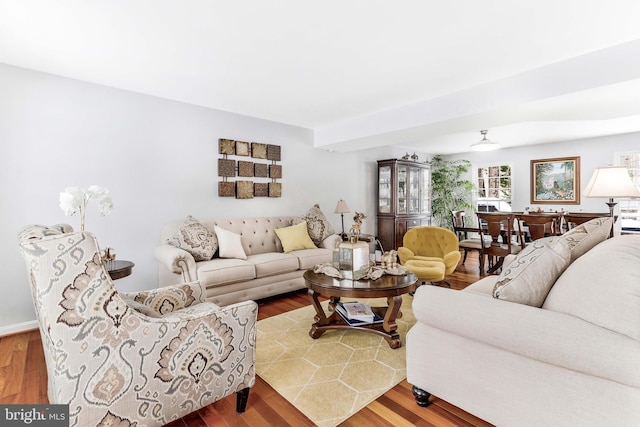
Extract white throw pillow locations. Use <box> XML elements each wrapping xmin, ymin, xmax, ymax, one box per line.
<box><xmin>213</xmin><ymin>225</ymin><xmax>247</xmax><ymax>260</ymax></box>
<box><xmin>561</xmin><ymin>217</ymin><xmax>612</xmax><ymax>262</ymax></box>
<box><xmin>493</xmin><ymin>237</ymin><xmax>571</xmax><ymax>307</ymax></box>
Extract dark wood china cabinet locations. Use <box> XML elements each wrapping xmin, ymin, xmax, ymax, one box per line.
<box><xmin>377</xmin><ymin>159</ymin><xmax>431</xmax><ymax>251</ymax></box>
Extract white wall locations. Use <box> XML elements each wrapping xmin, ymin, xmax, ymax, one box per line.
<box><xmin>446</xmin><ymin>133</ymin><xmax>640</xmax><ymax>219</ymax></box>
<box><xmin>0</xmin><ymin>63</ymin><xmax>381</xmax><ymax>332</ymax></box>
<box><xmin>3</xmin><ymin>61</ymin><xmax>636</xmax><ymax>333</ymax></box>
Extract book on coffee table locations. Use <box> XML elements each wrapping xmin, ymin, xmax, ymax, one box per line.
<box><xmin>335</xmin><ymin>303</ymin><xmax>383</xmax><ymax>326</ymax></box>
<box><xmin>337</xmin><ymin>302</ymin><xmax>374</xmax><ymax>321</ymax></box>
<box><xmin>335</xmin><ymin>302</ymin><xmax>382</xmax><ymax>325</ymax></box>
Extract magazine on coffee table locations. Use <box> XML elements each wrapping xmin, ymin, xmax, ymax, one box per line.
<box><xmin>335</xmin><ymin>302</ymin><xmax>383</xmax><ymax>325</ymax></box>
<box><xmin>337</xmin><ymin>301</ymin><xmax>374</xmax><ymax>321</ymax></box>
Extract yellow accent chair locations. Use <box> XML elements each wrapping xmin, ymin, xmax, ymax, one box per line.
<box><xmin>398</xmin><ymin>226</ymin><xmax>461</xmax><ymax>287</ymax></box>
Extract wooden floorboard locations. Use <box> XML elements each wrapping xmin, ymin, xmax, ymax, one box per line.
<box><xmin>0</xmin><ymin>252</ymin><xmax>493</xmax><ymax>426</ymax></box>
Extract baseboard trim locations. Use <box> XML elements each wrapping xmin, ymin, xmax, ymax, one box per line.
<box><xmin>0</xmin><ymin>320</ymin><xmax>38</xmax><ymax>337</ymax></box>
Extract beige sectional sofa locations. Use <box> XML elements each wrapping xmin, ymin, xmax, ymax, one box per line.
<box><xmin>407</xmin><ymin>218</ymin><xmax>640</xmax><ymax>426</ymax></box>
<box><xmin>155</xmin><ymin>214</ymin><xmax>341</xmax><ymax>306</ymax></box>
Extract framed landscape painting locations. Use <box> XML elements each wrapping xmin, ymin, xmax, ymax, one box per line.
<box><xmin>530</xmin><ymin>156</ymin><xmax>580</xmax><ymax>204</ymax></box>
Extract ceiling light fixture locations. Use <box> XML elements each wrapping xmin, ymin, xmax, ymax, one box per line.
<box><xmin>470</xmin><ymin>129</ymin><xmax>500</xmax><ymax>152</ymax></box>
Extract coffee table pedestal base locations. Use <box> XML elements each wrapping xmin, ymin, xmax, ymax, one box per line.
<box><xmin>308</xmin><ymin>292</ymin><xmax>404</xmax><ymax>349</ymax></box>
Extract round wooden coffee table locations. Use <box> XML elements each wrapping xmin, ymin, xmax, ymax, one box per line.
<box><xmin>303</xmin><ymin>269</ymin><xmax>418</xmax><ymax>349</ymax></box>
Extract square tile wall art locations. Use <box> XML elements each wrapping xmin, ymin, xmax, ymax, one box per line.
<box><xmin>238</xmin><ymin>161</ymin><xmax>254</xmax><ymax>177</ymax></box>
<box><xmin>252</xmin><ymin>142</ymin><xmax>267</xmax><ymax>159</ymax></box>
<box><xmin>236</xmin><ymin>181</ymin><xmax>254</xmax><ymax>199</ymax></box>
<box><xmin>218</xmin><ymin>181</ymin><xmax>235</xmax><ymax>197</ymax></box>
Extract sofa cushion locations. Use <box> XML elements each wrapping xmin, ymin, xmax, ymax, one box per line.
<box><xmin>292</xmin><ymin>248</ymin><xmax>335</xmax><ymax>269</ymax></box>
<box><xmin>542</xmin><ymin>235</ymin><xmax>640</xmax><ymax>341</ymax></box>
<box><xmin>248</xmin><ymin>252</ymin><xmax>299</xmax><ymax>278</ymax></box>
<box><xmin>294</xmin><ymin>204</ymin><xmax>336</xmax><ymax>245</ymax></box>
<box><xmin>196</xmin><ymin>258</ymin><xmax>255</xmax><ymax>287</ymax></box>
<box><xmin>167</xmin><ymin>215</ymin><xmax>218</xmax><ymax>261</ymax></box>
<box><xmin>462</xmin><ymin>276</ymin><xmax>497</xmax><ymax>296</ymax></box>
<box><xmin>275</xmin><ymin>221</ymin><xmax>317</xmax><ymax>253</ymax></box>
<box><xmin>214</xmin><ymin>225</ymin><xmax>247</xmax><ymax>259</ymax></box>
<box><xmin>561</xmin><ymin>216</ymin><xmax>612</xmax><ymax>262</ymax></box>
<box><xmin>493</xmin><ymin>237</ymin><xmax>571</xmax><ymax>307</ymax></box>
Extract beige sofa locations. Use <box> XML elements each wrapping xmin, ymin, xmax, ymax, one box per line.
<box><xmin>407</xmin><ymin>219</ymin><xmax>640</xmax><ymax>426</ymax></box>
<box><xmin>155</xmin><ymin>215</ymin><xmax>341</xmax><ymax>306</ymax></box>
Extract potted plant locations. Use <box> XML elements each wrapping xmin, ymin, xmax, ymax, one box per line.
<box><xmin>429</xmin><ymin>155</ymin><xmax>474</xmax><ymax>229</ymax></box>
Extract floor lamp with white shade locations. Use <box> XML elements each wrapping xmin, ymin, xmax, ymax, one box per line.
<box><xmin>583</xmin><ymin>166</ymin><xmax>640</xmax><ymax>237</ymax></box>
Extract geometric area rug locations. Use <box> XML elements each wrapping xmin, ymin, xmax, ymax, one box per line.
<box><xmin>256</xmin><ymin>294</ymin><xmax>416</xmax><ymax>427</ymax></box>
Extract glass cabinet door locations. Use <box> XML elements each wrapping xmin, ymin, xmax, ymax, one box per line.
<box><xmin>378</xmin><ymin>165</ymin><xmax>391</xmax><ymax>213</ymax></box>
<box><xmin>408</xmin><ymin>167</ymin><xmax>420</xmax><ymax>214</ymax></box>
<box><xmin>397</xmin><ymin>165</ymin><xmax>407</xmax><ymax>214</ymax></box>
<box><xmin>420</xmin><ymin>167</ymin><xmax>430</xmax><ymax>214</ymax></box>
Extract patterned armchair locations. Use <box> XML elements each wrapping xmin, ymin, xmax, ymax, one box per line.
<box><xmin>18</xmin><ymin>224</ymin><xmax>257</xmax><ymax>427</ymax></box>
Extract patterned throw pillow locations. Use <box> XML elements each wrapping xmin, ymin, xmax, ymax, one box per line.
<box><xmin>167</xmin><ymin>216</ymin><xmax>217</xmax><ymax>261</ymax></box>
<box><xmin>294</xmin><ymin>204</ymin><xmax>336</xmax><ymax>245</ymax></box>
<box><xmin>561</xmin><ymin>217</ymin><xmax>612</xmax><ymax>262</ymax></box>
<box><xmin>493</xmin><ymin>237</ymin><xmax>571</xmax><ymax>307</ymax></box>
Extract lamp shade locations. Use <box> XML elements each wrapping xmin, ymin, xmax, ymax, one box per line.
<box><xmin>334</xmin><ymin>199</ymin><xmax>351</xmax><ymax>214</ymax></box>
<box><xmin>583</xmin><ymin>167</ymin><xmax>640</xmax><ymax>198</ymax></box>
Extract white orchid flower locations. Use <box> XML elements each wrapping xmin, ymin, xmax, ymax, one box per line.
<box><xmin>58</xmin><ymin>185</ymin><xmax>113</xmax><ymax>231</ymax></box>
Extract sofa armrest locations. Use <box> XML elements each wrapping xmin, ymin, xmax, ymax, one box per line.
<box><xmin>319</xmin><ymin>234</ymin><xmax>342</xmax><ymax>249</ymax></box>
<box><xmin>125</xmin><ymin>298</ymin><xmax>257</xmax><ymax>398</ymax></box>
<box><xmin>154</xmin><ymin>244</ymin><xmax>197</xmax><ymax>281</ymax></box>
<box><xmin>412</xmin><ymin>285</ymin><xmax>640</xmax><ymax>387</ymax></box>
<box><xmin>122</xmin><ymin>281</ymin><xmax>207</xmax><ymax>317</ymax></box>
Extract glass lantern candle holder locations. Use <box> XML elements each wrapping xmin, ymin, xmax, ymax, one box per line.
<box><xmin>337</xmin><ymin>238</ymin><xmax>370</xmax><ymax>280</ymax></box>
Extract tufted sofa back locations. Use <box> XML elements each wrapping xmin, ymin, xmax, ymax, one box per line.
<box><xmin>160</xmin><ymin>216</ymin><xmax>296</xmax><ymax>256</ymax></box>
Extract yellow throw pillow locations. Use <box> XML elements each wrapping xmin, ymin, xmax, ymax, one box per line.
<box><xmin>275</xmin><ymin>221</ymin><xmax>317</xmax><ymax>253</ymax></box>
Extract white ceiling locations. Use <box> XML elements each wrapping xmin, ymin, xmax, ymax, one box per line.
<box><xmin>2</xmin><ymin>0</ymin><xmax>640</xmax><ymax>154</ymax></box>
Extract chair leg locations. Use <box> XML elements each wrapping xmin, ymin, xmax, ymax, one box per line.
<box><xmin>236</xmin><ymin>387</ymin><xmax>250</xmax><ymax>413</ymax></box>
<box><xmin>486</xmin><ymin>256</ymin><xmax>505</xmax><ymax>275</ymax></box>
<box><xmin>462</xmin><ymin>249</ymin><xmax>468</xmax><ymax>264</ymax></box>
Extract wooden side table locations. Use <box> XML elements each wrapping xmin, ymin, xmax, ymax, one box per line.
<box><xmin>107</xmin><ymin>260</ymin><xmax>135</xmax><ymax>280</ymax></box>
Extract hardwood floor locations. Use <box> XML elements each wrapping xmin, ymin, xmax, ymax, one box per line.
<box><xmin>0</xmin><ymin>253</ymin><xmax>493</xmax><ymax>426</ymax></box>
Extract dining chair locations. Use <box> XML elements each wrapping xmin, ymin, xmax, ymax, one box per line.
<box><xmin>476</xmin><ymin>212</ymin><xmax>525</xmax><ymax>274</ymax></box>
<box><xmin>451</xmin><ymin>210</ymin><xmax>489</xmax><ymax>274</ymax></box>
<box><xmin>563</xmin><ymin>212</ymin><xmax>611</xmax><ymax>230</ymax></box>
<box><xmin>516</xmin><ymin>212</ymin><xmax>563</xmax><ymax>241</ymax></box>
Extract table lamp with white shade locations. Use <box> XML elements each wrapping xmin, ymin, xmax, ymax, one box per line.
<box><xmin>583</xmin><ymin>166</ymin><xmax>640</xmax><ymax>236</ymax></box>
<box><xmin>334</xmin><ymin>199</ymin><xmax>351</xmax><ymax>240</ymax></box>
